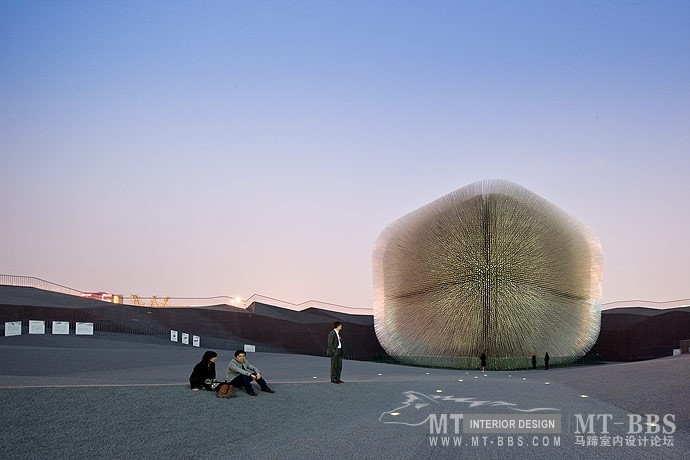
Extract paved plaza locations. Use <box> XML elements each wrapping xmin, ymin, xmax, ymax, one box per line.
<box><xmin>1</xmin><ymin>333</ymin><xmax>689</xmax><ymax>459</ymax></box>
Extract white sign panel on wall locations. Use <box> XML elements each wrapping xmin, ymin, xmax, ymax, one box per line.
<box><xmin>181</xmin><ymin>333</ymin><xmax>189</xmax><ymax>345</ymax></box>
<box><xmin>192</xmin><ymin>335</ymin><xmax>200</xmax><ymax>347</ymax></box>
<box><xmin>4</xmin><ymin>321</ymin><xmax>21</xmax><ymax>336</ymax></box>
<box><xmin>170</xmin><ymin>330</ymin><xmax>178</xmax><ymax>342</ymax></box>
<box><xmin>244</xmin><ymin>344</ymin><xmax>256</xmax><ymax>353</ymax></box>
<box><xmin>52</xmin><ymin>321</ymin><xmax>70</xmax><ymax>335</ymax></box>
<box><xmin>75</xmin><ymin>322</ymin><xmax>94</xmax><ymax>335</ymax></box>
<box><xmin>29</xmin><ymin>320</ymin><xmax>46</xmax><ymax>335</ymax></box>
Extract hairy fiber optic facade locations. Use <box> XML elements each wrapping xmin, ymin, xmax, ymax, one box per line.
<box><xmin>372</xmin><ymin>180</ymin><xmax>602</xmax><ymax>369</ymax></box>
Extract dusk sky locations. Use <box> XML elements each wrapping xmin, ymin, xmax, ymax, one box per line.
<box><xmin>2</xmin><ymin>1</ymin><xmax>688</xmax><ymax>310</ymax></box>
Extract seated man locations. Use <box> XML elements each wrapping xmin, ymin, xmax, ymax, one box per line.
<box><xmin>227</xmin><ymin>350</ymin><xmax>274</xmax><ymax>395</ymax></box>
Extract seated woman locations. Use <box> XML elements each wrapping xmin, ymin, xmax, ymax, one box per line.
<box><xmin>189</xmin><ymin>350</ymin><xmax>234</xmax><ymax>397</ymax></box>
<box><xmin>190</xmin><ymin>350</ymin><xmax>235</xmax><ymax>397</ymax></box>
<box><xmin>189</xmin><ymin>350</ymin><xmax>221</xmax><ymax>391</ymax></box>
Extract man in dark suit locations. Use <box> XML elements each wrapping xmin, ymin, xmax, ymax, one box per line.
<box><xmin>327</xmin><ymin>321</ymin><xmax>344</xmax><ymax>383</ymax></box>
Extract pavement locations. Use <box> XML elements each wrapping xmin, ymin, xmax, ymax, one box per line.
<box><xmin>1</xmin><ymin>332</ymin><xmax>689</xmax><ymax>460</ymax></box>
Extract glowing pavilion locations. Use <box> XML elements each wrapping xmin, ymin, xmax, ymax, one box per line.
<box><xmin>372</xmin><ymin>180</ymin><xmax>603</xmax><ymax>370</ymax></box>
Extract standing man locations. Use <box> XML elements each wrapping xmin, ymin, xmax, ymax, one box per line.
<box><xmin>544</xmin><ymin>352</ymin><xmax>550</xmax><ymax>370</ymax></box>
<box><xmin>327</xmin><ymin>321</ymin><xmax>344</xmax><ymax>384</ymax></box>
<box><xmin>227</xmin><ymin>350</ymin><xmax>274</xmax><ymax>395</ymax></box>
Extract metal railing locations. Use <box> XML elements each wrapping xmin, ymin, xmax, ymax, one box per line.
<box><xmin>601</xmin><ymin>299</ymin><xmax>690</xmax><ymax>310</ymax></box>
<box><xmin>0</xmin><ymin>274</ymin><xmax>374</xmax><ymax>315</ymax></box>
<box><xmin>0</xmin><ymin>274</ymin><xmax>84</xmax><ymax>297</ymax></box>
<box><xmin>3</xmin><ymin>274</ymin><xmax>687</xmax><ymax>314</ymax></box>
<box><xmin>124</xmin><ymin>293</ymin><xmax>374</xmax><ymax>314</ymax></box>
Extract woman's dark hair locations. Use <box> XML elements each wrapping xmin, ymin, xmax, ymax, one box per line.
<box><xmin>201</xmin><ymin>350</ymin><xmax>218</xmax><ymax>363</ymax></box>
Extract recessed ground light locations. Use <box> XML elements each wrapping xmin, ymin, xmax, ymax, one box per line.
<box><xmin>522</xmin><ymin>378</ymin><xmax>526</xmax><ymax>381</ymax></box>
<box><xmin>426</xmin><ymin>372</ymin><xmax>430</xmax><ymax>375</ymax></box>
<box><xmin>544</xmin><ymin>382</ymin><xmax>550</xmax><ymax>385</ymax></box>
<box><xmin>377</xmin><ymin>373</ymin><xmax>382</xmax><ymax>376</ymax></box>
<box><xmin>313</xmin><ymin>376</ymin><xmax>318</xmax><ymax>379</ymax></box>
<box><xmin>474</xmin><ymin>376</ymin><xmax>478</xmax><ymax>379</ymax></box>
<box><xmin>458</xmin><ymin>379</ymin><xmax>464</xmax><ymax>382</ymax></box>
<box><xmin>390</xmin><ymin>412</ymin><xmax>401</xmax><ymax>416</ymax></box>
<box><xmin>581</xmin><ymin>395</ymin><xmax>588</xmax><ymax>398</ymax></box>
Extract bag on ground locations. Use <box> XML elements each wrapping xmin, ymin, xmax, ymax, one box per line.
<box><xmin>216</xmin><ymin>382</ymin><xmax>234</xmax><ymax>398</ymax></box>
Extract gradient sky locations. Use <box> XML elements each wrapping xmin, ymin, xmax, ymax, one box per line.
<box><xmin>1</xmin><ymin>1</ymin><xmax>689</xmax><ymax>310</ymax></box>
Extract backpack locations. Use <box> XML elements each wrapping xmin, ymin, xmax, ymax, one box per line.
<box><xmin>216</xmin><ymin>382</ymin><xmax>235</xmax><ymax>398</ymax></box>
